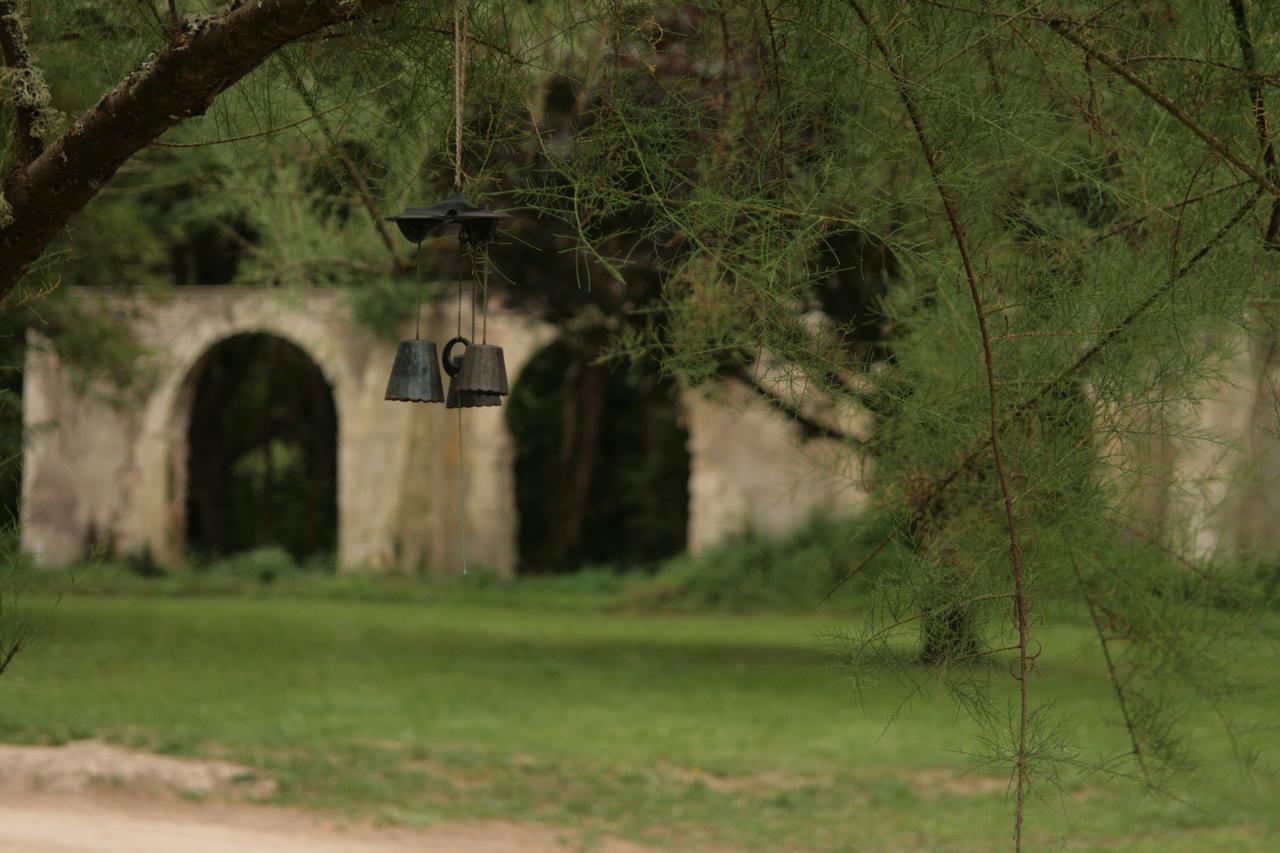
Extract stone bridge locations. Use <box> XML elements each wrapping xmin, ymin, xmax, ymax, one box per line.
<box><xmin>21</xmin><ymin>287</ymin><xmax>865</xmax><ymax>574</ymax></box>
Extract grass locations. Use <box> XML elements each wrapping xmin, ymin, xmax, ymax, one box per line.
<box><xmin>0</xmin><ymin>582</ymin><xmax>1277</xmax><ymax>851</ymax></box>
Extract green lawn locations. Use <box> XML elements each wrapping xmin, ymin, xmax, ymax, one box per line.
<box><xmin>1</xmin><ymin>592</ymin><xmax>1276</xmax><ymax>851</ymax></box>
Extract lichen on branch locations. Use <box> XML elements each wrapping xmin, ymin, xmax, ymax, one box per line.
<box><xmin>0</xmin><ymin>0</ymin><xmax>54</xmax><ymax>162</ymax></box>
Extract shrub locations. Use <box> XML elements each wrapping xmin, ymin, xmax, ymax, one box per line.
<box><xmin>204</xmin><ymin>546</ymin><xmax>300</xmax><ymax>584</ymax></box>
<box><xmin>631</xmin><ymin>512</ymin><xmax>900</xmax><ymax>612</ymax></box>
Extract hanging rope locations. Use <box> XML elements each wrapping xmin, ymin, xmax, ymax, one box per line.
<box><xmin>453</xmin><ymin>0</ymin><xmax>468</xmax><ymax>191</ymax></box>
<box><xmin>456</xmin><ymin>407</ymin><xmax>469</xmax><ymax>575</ymax></box>
<box><xmin>456</xmin><ymin>238</ymin><xmax>469</xmax><ymax>575</ymax></box>
<box><xmin>453</xmin><ymin>0</ymin><xmax>472</xmax><ymax>575</ymax></box>
<box><xmin>481</xmin><ymin>243</ymin><xmax>489</xmax><ymax>344</ymax></box>
<box><xmin>414</xmin><ymin>240</ymin><xmax>423</xmax><ymax>340</ymax></box>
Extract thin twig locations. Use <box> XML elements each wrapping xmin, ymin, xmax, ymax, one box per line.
<box><xmin>281</xmin><ymin>60</ymin><xmax>405</xmax><ymax>270</ymax></box>
<box><xmin>0</xmin><ymin>638</ymin><xmax>21</xmax><ymax>677</ymax></box>
<box><xmin>153</xmin><ymin>78</ymin><xmax>398</xmax><ymax>148</ymax></box>
<box><xmin>722</xmin><ymin>362</ymin><xmax>866</xmax><ymax>445</ymax></box>
<box><xmin>1070</xmin><ymin>556</ymin><xmax>1151</xmax><ymax>782</ymax></box>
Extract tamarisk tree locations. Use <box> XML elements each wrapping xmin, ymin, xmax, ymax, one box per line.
<box><xmin>511</xmin><ymin>1</ymin><xmax>1280</xmax><ymax>848</ymax></box>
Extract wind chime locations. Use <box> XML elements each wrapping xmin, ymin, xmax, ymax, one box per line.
<box><xmin>382</xmin><ymin>1</ymin><xmax>506</xmax><ymax>572</ymax></box>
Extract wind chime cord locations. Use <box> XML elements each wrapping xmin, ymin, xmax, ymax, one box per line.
<box><xmin>457</xmin><ymin>406</ymin><xmax>469</xmax><ymax>575</ymax></box>
<box><xmin>481</xmin><ymin>246</ymin><xmax>489</xmax><ymax>344</ymax></box>
<box><xmin>415</xmin><ymin>241</ymin><xmax>423</xmax><ymax>340</ymax></box>
<box><xmin>453</xmin><ymin>0</ymin><xmax>471</xmax><ymax>576</ymax></box>
<box><xmin>453</xmin><ymin>0</ymin><xmax>467</xmax><ymax>192</ymax></box>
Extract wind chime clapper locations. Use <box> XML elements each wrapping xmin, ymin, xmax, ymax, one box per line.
<box><xmin>442</xmin><ymin>336</ymin><xmax>501</xmax><ymax>408</ymax></box>
<box><xmin>382</xmin><ymin>194</ymin><xmax>510</xmax><ymax>405</ymax></box>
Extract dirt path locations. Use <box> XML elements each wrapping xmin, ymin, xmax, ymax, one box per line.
<box><xmin>0</xmin><ymin>742</ymin><xmax>650</xmax><ymax>853</ymax></box>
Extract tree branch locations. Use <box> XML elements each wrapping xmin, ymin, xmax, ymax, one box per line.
<box><xmin>1226</xmin><ymin>0</ymin><xmax>1280</xmax><ymax>247</ymax></box>
<box><xmin>1043</xmin><ymin>15</ymin><xmax>1280</xmax><ymax>199</ymax></box>
<box><xmin>282</xmin><ymin>59</ymin><xmax>407</xmax><ymax>272</ymax></box>
<box><xmin>824</xmin><ymin>189</ymin><xmax>1262</xmax><ymax>609</ymax></box>
<box><xmin>0</xmin><ymin>0</ymin><xmax>395</xmax><ymax>296</ymax></box>
<box><xmin>0</xmin><ymin>636</ymin><xmax>20</xmax><ymax>677</ymax></box>
<box><xmin>721</xmin><ymin>362</ymin><xmax>865</xmax><ymax>445</ymax></box>
<box><xmin>0</xmin><ymin>0</ymin><xmax>51</xmax><ymax>165</ymax></box>
<box><xmin>1069</xmin><ymin>555</ymin><xmax>1151</xmax><ymax>783</ymax></box>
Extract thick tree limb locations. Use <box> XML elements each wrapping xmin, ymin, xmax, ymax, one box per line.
<box><xmin>0</xmin><ymin>0</ymin><xmax>395</xmax><ymax>296</ymax></box>
<box><xmin>0</xmin><ymin>0</ymin><xmax>50</xmax><ymax>165</ymax></box>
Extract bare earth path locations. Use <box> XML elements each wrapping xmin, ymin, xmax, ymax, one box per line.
<box><xmin>0</xmin><ymin>742</ymin><xmax>651</xmax><ymax>853</ymax></box>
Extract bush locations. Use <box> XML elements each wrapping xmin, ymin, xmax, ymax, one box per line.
<box><xmin>204</xmin><ymin>546</ymin><xmax>300</xmax><ymax>584</ymax></box>
<box><xmin>630</xmin><ymin>512</ymin><xmax>900</xmax><ymax>612</ymax></box>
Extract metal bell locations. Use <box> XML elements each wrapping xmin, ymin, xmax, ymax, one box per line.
<box><xmin>456</xmin><ymin>343</ymin><xmax>509</xmax><ymax>396</ymax></box>
<box><xmin>443</xmin><ymin>337</ymin><xmax>501</xmax><ymax>409</ymax></box>
<box><xmin>384</xmin><ymin>339</ymin><xmax>445</xmax><ymax>403</ymax></box>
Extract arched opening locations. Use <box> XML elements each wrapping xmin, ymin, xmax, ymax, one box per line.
<box><xmin>184</xmin><ymin>333</ymin><xmax>338</xmax><ymax>563</ymax></box>
<box><xmin>506</xmin><ymin>338</ymin><xmax>690</xmax><ymax>573</ymax></box>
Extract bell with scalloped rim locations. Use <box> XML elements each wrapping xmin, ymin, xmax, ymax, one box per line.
<box><xmin>456</xmin><ymin>343</ymin><xmax>509</xmax><ymax>396</ymax></box>
<box><xmin>384</xmin><ymin>339</ymin><xmax>445</xmax><ymax>403</ymax></box>
<box><xmin>442</xmin><ymin>337</ymin><xmax>501</xmax><ymax>408</ymax></box>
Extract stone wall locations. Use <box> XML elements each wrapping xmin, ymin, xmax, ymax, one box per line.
<box><xmin>21</xmin><ymin>287</ymin><xmax>869</xmax><ymax>573</ymax></box>
<box><xmin>23</xmin><ymin>288</ymin><xmax>1280</xmax><ymax>574</ymax></box>
<box><xmin>1121</xmin><ymin>330</ymin><xmax>1280</xmax><ymax>561</ymax></box>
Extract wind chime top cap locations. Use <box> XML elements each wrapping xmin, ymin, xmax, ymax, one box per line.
<box><xmin>386</xmin><ymin>193</ymin><xmax>510</xmax><ymax>244</ymax></box>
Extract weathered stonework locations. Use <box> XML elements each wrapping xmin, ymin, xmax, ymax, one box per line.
<box><xmin>21</xmin><ymin>287</ymin><xmax>871</xmax><ymax>573</ymax></box>
<box><xmin>23</xmin><ymin>288</ymin><xmax>1280</xmax><ymax>574</ymax></box>
<box><xmin>1118</xmin><ymin>329</ymin><xmax>1280</xmax><ymax>561</ymax></box>
<box><xmin>685</xmin><ymin>379</ymin><xmax>869</xmax><ymax>551</ymax></box>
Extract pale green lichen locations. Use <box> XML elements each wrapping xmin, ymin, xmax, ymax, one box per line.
<box><xmin>0</xmin><ymin>191</ymin><xmax>12</xmax><ymax>229</ymax></box>
<box><xmin>0</xmin><ymin>4</ymin><xmax>55</xmax><ymax>141</ymax></box>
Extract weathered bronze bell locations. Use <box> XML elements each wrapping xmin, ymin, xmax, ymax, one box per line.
<box><xmin>443</xmin><ymin>337</ymin><xmax>501</xmax><ymax>408</ymax></box>
<box><xmin>456</xmin><ymin>343</ymin><xmax>509</xmax><ymax>396</ymax></box>
<box><xmin>384</xmin><ymin>339</ymin><xmax>444</xmax><ymax>403</ymax></box>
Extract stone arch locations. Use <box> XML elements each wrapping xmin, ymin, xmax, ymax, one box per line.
<box><xmin>170</xmin><ymin>331</ymin><xmax>339</xmax><ymax>562</ymax></box>
<box><xmin>133</xmin><ymin>291</ymin><xmax>356</xmax><ymax>567</ymax></box>
<box><xmin>504</xmin><ymin>334</ymin><xmax>692</xmax><ymax>573</ymax></box>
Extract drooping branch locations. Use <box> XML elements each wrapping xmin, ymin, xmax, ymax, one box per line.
<box><xmin>0</xmin><ymin>0</ymin><xmax>396</xmax><ymax>296</ymax></box>
<box><xmin>846</xmin><ymin>2</ymin><xmax>1033</xmax><ymax>846</ymax></box>
<box><xmin>0</xmin><ymin>635</ymin><xmax>19</xmax><ymax>676</ymax></box>
<box><xmin>282</xmin><ymin>60</ymin><xmax>408</xmax><ymax>273</ymax></box>
<box><xmin>1070</xmin><ymin>556</ymin><xmax>1152</xmax><ymax>782</ymax></box>
<box><xmin>0</xmin><ymin>0</ymin><xmax>51</xmax><ymax>165</ymax></box>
